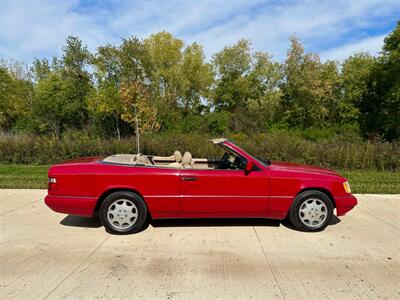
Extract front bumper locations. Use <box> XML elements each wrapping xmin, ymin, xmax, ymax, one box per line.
<box><xmin>45</xmin><ymin>195</ymin><xmax>98</xmax><ymax>217</ymax></box>
<box><xmin>335</xmin><ymin>194</ymin><xmax>358</xmax><ymax>216</ymax></box>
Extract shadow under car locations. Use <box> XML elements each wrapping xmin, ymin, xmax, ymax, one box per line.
<box><xmin>60</xmin><ymin>214</ymin><xmax>341</xmax><ymax>232</ymax></box>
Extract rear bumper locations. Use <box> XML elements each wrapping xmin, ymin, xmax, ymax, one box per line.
<box><xmin>45</xmin><ymin>195</ymin><xmax>98</xmax><ymax>217</ymax></box>
<box><xmin>335</xmin><ymin>194</ymin><xmax>358</xmax><ymax>216</ymax></box>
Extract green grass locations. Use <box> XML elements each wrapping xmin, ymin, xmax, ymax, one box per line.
<box><xmin>339</xmin><ymin>171</ymin><xmax>400</xmax><ymax>194</ymax></box>
<box><xmin>0</xmin><ymin>165</ymin><xmax>399</xmax><ymax>193</ymax></box>
<box><xmin>0</xmin><ymin>165</ymin><xmax>49</xmax><ymax>189</ymax></box>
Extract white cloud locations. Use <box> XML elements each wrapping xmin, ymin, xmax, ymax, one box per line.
<box><xmin>183</xmin><ymin>1</ymin><xmax>399</xmax><ymax>60</ymax></box>
<box><xmin>1</xmin><ymin>0</ymin><xmax>115</xmax><ymax>60</ymax></box>
<box><xmin>0</xmin><ymin>0</ymin><xmax>399</xmax><ymax>62</ymax></box>
<box><xmin>320</xmin><ymin>34</ymin><xmax>387</xmax><ymax>61</ymax></box>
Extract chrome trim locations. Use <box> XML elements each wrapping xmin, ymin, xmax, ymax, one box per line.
<box><xmin>145</xmin><ymin>195</ymin><xmax>268</xmax><ymax>198</ymax></box>
<box><xmin>47</xmin><ymin>195</ymin><xmax>98</xmax><ymax>199</ymax></box>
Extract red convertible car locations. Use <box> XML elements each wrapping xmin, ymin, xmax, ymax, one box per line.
<box><xmin>45</xmin><ymin>138</ymin><xmax>357</xmax><ymax>234</ymax></box>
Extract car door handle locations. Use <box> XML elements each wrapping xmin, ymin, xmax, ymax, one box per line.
<box><xmin>181</xmin><ymin>177</ymin><xmax>198</xmax><ymax>181</ymax></box>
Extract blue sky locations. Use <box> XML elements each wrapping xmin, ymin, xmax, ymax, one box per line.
<box><xmin>1</xmin><ymin>0</ymin><xmax>399</xmax><ymax>63</ymax></box>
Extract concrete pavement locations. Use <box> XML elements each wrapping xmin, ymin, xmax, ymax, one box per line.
<box><xmin>0</xmin><ymin>190</ymin><xmax>399</xmax><ymax>299</ymax></box>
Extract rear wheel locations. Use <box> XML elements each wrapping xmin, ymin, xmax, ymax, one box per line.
<box><xmin>289</xmin><ymin>190</ymin><xmax>333</xmax><ymax>232</ymax></box>
<box><xmin>100</xmin><ymin>191</ymin><xmax>147</xmax><ymax>234</ymax></box>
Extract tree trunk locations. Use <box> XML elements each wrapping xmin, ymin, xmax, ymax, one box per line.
<box><xmin>115</xmin><ymin>115</ymin><xmax>121</xmax><ymax>141</ymax></box>
<box><xmin>133</xmin><ymin>105</ymin><xmax>140</xmax><ymax>154</ymax></box>
<box><xmin>135</xmin><ymin>114</ymin><xmax>140</xmax><ymax>154</ymax></box>
<box><xmin>50</xmin><ymin>120</ymin><xmax>60</xmax><ymax>140</ymax></box>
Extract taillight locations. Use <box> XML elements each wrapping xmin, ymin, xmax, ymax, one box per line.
<box><xmin>48</xmin><ymin>177</ymin><xmax>57</xmax><ymax>190</ymax></box>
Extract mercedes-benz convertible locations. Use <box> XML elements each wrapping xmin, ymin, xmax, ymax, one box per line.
<box><xmin>45</xmin><ymin>138</ymin><xmax>357</xmax><ymax>234</ymax></box>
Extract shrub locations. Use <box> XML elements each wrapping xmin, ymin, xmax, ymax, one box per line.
<box><xmin>0</xmin><ymin>132</ymin><xmax>398</xmax><ymax>170</ymax></box>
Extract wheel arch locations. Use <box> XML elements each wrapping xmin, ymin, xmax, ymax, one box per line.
<box><xmin>296</xmin><ymin>187</ymin><xmax>336</xmax><ymax>208</ymax></box>
<box><xmin>95</xmin><ymin>187</ymin><xmax>152</xmax><ymax>218</ymax></box>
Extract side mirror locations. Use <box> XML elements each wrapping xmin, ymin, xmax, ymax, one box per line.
<box><xmin>245</xmin><ymin>160</ymin><xmax>254</xmax><ymax>174</ymax></box>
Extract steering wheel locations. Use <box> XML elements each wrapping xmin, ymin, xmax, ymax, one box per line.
<box><xmin>219</xmin><ymin>152</ymin><xmax>232</xmax><ymax>169</ymax></box>
<box><xmin>233</xmin><ymin>156</ymin><xmax>246</xmax><ymax>170</ymax></box>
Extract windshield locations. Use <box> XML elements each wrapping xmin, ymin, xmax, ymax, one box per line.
<box><xmin>220</xmin><ymin>142</ymin><xmax>271</xmax><ymax>168</ymax></box>
<box><xmin>255</xmin><ymin>157</ymin><xmax>271</xmax><ymax>167</ymax></box>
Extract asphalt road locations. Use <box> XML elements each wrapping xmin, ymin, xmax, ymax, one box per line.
<box><xmin>0</xmin><ymin>190</ymin><xmax>399</xmax><ymax>299</ymax></box>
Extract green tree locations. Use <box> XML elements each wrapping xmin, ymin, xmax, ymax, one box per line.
<box><xmin>340</xmin><ymin>53</ymin><xmax>375</xmax><ymax>126</ymax></box>
<box><xmin>180</xmin><ymin>42</ymin><xmax>213</xmax><ymax>113</ymax></box>
<box><xmin>144</xmin><ymin>31</ymin><xmax>183</xmax><ymax>106</ymax></box>
<box><xmin>90</xmin><ymin>45</ymin><xmax>124</xmax><ymax>139</ymax></box>
<box><xmin>212</xmin><ymin>40</ymin><xmax>283</xmax><ymax>131</ymax></box>
<box><xmin>0</xmin><ymin>67</ymin><xmax>14</xmax><ymax>129</ymax></box>
<box><xmin>61</xmin><ymin>36</ymin><xmax>93</xmax><ymax>131</ymax></box>
<box><xmin>247</xmin><ymin>51</ymin><xmax>283</xmax><ymax>124</ymax></box>
<box><xmin>212</xmin><ymin>39</ymin><xmax>252</xmax><ymax>112</ymax></box>
<box><xmin>119</xmin><ymin>36</ymin><xmax>150</xmax><ymax>82</ymax></box>
<box><xmin>144</xmin><ymin>32</ymin><xmax>213</xmax><ymax>129</ymax></box>
<box><xmin>1</xmin><ymin>28</ymin><xmax>399</xmax><ymax>140</ymax></box>
<box><xmin>143</xmin><ymin>32</ymin><xmax>183</xmax><ymax>130</ymax></box>
<box><xmin>360</xmin><ymin>22</ymin><xmax>400</xmax><ymax>140</ymax></box>
<box><xmin>32</xmin><ymin>58</ymin><xmax>51</xmax><ymax>82</ymax></box>
<box><xmin>33</xmin><ymin>72</ymin><xmax>68</xmax><ymax>138</ymax></box>
<box><xmin>32</xmin><ymin>37</ymin><xmax>93</xmax><ymax>138</ymax></box>
<box><xmin>282</xmin><ymin>36</ymin><xmax>341</xmax><ymax>128</ymax></box>
<box><xmin>0</xmin><ymin>66</ymin><xmax>34</xmax><ymax>132</ymax></box>
<box><xmin>120</xmin><ymin>81</ymin><xmax>159</xmax><ymax>133</ymax></box>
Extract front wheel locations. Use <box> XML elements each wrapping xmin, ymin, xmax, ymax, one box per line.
<box><xmin>288</xmin><ymin>190</ymin><xmax>333</xmax><ymax>232</ymax></box>
<box><xmin>100</xmin><ymin>191</ymin><xmax>148</xmax><ymax>234</ymax></box>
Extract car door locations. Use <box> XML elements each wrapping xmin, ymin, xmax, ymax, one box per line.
<box><xmin>97</xmin><ymin>164</ymin><xmax>181</xmax><ymax>218</ymax></box>
<box><xmin>179</xmin><ymin>168</ymin><xmax>268</xmax><ymax>215</ymax></box>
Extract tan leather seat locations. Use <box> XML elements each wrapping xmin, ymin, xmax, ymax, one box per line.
<box><xmin>167</xmin><ymin>151</ymin><xmax>182</xmax><ymax>168</ymax></box>
<box><xmin>153</xmin><ymin>151</ymin><xmax>182</xmax><ymax>162</ymax></box>
<box><xmin>173</xmin><ymin>151</ymin><xmax>182</xmax><ymax>163</ymax></box>
<box><xmin>167</xmin><ymin>162</ymin><xmax>181</xmax><ymax>168</ymax></box>
<box><xmin>182</xmin><ymin>152</ymin><xmax>194</xmax><ymax>168</ymax></box>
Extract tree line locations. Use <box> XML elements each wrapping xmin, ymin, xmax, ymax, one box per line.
<box><xmin>1</xmin><ymin>22</ymin><xmax>399</xmax><ymax>141</ymax></box>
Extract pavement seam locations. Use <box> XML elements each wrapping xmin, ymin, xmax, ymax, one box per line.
<box><xmin>253</xmin><ymin>227</ymin><xmax>286</xmax><ymax>300</ymax></box>
<box><xmin>42</xmin><ymin>235</ymin><xmax>109</xmax><ymax>300</ymax></box>
<box><xmin>0</xmin><ymin>200</ymin><xmax>39</xmax><ymax>216</ymax></box>
<box><xmin>358</xmin><ymin>207</ymin><xmax>399</xmax><ymax>230</ymax></box>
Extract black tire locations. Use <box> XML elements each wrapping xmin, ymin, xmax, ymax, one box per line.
<box><xmin>99</xmin><ymin>191</ymin><xmax>148</xmax><ymax>234</ymax></box>
<box><xmin>288</xmin><ymin>190</ymin><xmax>333</xmax><ymax>232</ymax></box>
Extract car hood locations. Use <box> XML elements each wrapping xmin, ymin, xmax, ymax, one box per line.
<box><xmin>270</xmin><ymin>161</ymin><xmax>339</xmax><ymax>176</ymax></box>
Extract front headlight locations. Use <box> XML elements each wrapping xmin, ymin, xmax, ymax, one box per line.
<box><xmin>343</xmin><ymin>181</ymin><xmax>351</xmax><ymax>194</ymax></box>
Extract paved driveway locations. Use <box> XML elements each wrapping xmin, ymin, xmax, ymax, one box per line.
<box><xmin>0</xmin><ymin>190</ymin><xmax>399</xmax><ymax>299</ymax></box>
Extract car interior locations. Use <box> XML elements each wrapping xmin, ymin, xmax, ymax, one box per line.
<box><xmin>102</xmin><ymin>147</ymin><xmax>248</xmax><ymax>170</ymax></box>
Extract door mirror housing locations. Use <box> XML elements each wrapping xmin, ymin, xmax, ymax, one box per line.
<box><xmin>245</xmin><ymin>160</ymin><xmax>254</xmax><ymax>174</ymax></box>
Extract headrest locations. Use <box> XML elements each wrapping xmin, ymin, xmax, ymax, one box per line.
<box><xmin>174</xmin><ymin>151</ymin><xmax>182</xmax><ymax>162</ymax></box>
<box><xmin>182</xmin><ymin>152</ymin><xmax>192</xmax><ymax>165</ymax></box>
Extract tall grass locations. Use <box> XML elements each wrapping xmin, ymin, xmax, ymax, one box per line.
<box><xmin>0</xmin><ymin>132</ymin><xmax>399</xmax><ymax>170</ymax></box>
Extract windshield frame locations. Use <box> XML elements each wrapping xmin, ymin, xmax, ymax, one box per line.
<box><xmin>219</xmin><ymin>140</ymin><xmax>271</xmax><ymax>169</ymax></box>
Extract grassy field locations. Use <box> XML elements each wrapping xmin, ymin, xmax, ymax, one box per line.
<box><xmin>0</xmin><ymin>165</ymin><xmax>49</xmax><ymax>189</ymax></box>
<box><xmin>0</xmin><ymin>165</ymin><xmax>398</xmax><ymax>193</ymax></box>
<box><xmin>339</xmin><ymin>171</ymin><xmax>400</xmax><ymax>194</ymax></box>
